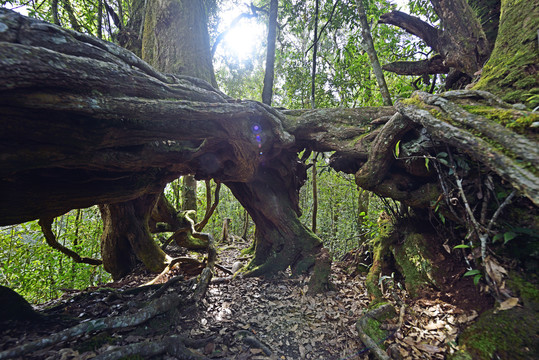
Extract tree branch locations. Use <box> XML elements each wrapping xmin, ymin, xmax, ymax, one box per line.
<box><xmin>382</xmin><ymin>55</ymin><xmax>450</xmax><ymax>75</ymax></box>
<box><xmin>38</xmin><ymin>218</ymin><xmax>102</xmax><ymax>266</ymax></box>
<box><xmin>379</xmin><ymin>11</ymin><xmax>441</xmax><ymax>51</ymax></box>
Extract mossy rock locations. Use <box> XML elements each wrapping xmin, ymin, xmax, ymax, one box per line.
<box><xmin>391</xmin><ymin>232</ymin><xmax>443</xmax><ymax>297</ymax></box>
<box><xmin>454</xmin><ymin>307</ymin><xmax>539</xmax><ymax>359</ymax></box>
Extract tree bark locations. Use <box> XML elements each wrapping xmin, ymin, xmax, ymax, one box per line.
<box><xmin>379</xmin><ymin>0</ymin><xmax>490</xmax><ymax>83</ymax></box>
<box><xmin>100</xmin><ymin>193</ymin><xmax>170</xmax><ymax>279</ymax></box>
<box><xmin>262</xmin><ymin>0</ymin><xmax>278</xmax><ymax>106</ymax></box>
<box><xmin>226</xmin><ymin>152</ymin><xmax>323</xmax><ymax>277</ymax></box>
<box><xmin>0</xmin><ymin>8</ymin><xmax>537</xmax><ymax>284</ymax></box>
<box><xmin>356</xmin><ymin>0</ymin><xmax>393</xmax><ymax>106</ymax></box>
<box><xmin>472</xmin><ymin>0</ymin><xmax>539</xmax><ymax>106</ymax></box>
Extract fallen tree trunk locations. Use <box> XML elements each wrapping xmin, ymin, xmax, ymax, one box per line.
<box><xmin>1</xmin><ymin>8</ymin><xmax>537</xmax><ymax>281</ymax></box>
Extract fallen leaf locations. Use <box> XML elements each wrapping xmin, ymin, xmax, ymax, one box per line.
<box><xmin>416</xmin><ymin>343</ymin><xmax>443</xmax><ymax>353</ymax></box>
<box><xmin>498</xmin><ymin>297</ymin><xmax>519</xmax><ymax>311</ymax></box>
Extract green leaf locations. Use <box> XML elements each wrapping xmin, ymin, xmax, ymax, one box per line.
<box><xmin>438</xmin><ymin>212</ymin><xmax>445</xmax><ymax>224</ymax></box>
<box><xmin>395</xmin><ymin>140</ymin><xmax>401</xmax><ymax>158</ymax></box>
<box><xmin>492</xmin><ymin>233</ymin><xmax>504</xmax><ymax>243</ymax></box>
<box><xmin>438</xmin><ymin>158</ymin><xmax>449</xmax><ymax>166</ymax></box>
<box><xmin>464</xmin><ymin>269</ymin><xmax>481</xmax><ymax>277</ymax></box>
<box><xmin>473</xmin><ymin>274</ymin><xmax>482</xmax><ymax>285</ymax></box>
<box><xmin>503</xmin><ymin>231</ymin><xmax>517</xmax><ymax>244</ymax></box>
<box><xmin>424</xmin><ymin>157</ymin><xmax>430</xmax><ymax>171</ymax></box>
<box><xmin>454</xmin><ymin>244</ymin><xmax>470</xmax><ymax>249</ymax></box>
<box><xmin>359</xmin><ymin>211</ymin><xmax>366</xmax><ymax>217</ymax></box>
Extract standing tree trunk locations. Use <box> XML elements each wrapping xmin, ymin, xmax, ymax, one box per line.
<box><xmin>181</xmin><ymin>175</ymin><xmax>198</xmax><ymax>215</ymax></box>
<box><xmin>473</xmin><ymin>0</ymin><xmax>538</xmax><ymax>106</ymax></box>
<box><xmin>311</xmin><ymin>155</ymin><xmax>318</xmax><ymax>234</ymax></box>
<box><xmin>262</xmin><ymin>0</ymin><xmax>278</xmax><ymax>106</ymax></box>
<box><xmin>379</xmin><ymin>0</ymin><xmax>491</xmax><ymax>88</ymax></box>
<box><xmin>100</xmin><ymin>193</ymin><xmax>170</xmax><ymax>280</ymax></box>
<box><xmin>226</xmin><ymin>153</ymin><xmax>323</xmax><ymax>277</ymax></box>
<box><xmin>356</xmin><ymin>0</ymin><xmax>392</xmax><ymax>106</ymax></box>
<box><xmin>99</xmin><ymin>0</ymin><xmax>217</xmax><ymax>277</ymax></box>
<box><xmin>311</xmin><ymin>0</ymin><xmax>319</xmax><ymax>109</ymax></box>
<box><xmin>142</xmin><ymin>0</ymin><xmax>218</xmax><ymax>217</ymax></box>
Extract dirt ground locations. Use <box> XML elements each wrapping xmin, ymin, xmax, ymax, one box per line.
<box><xmin>0</xmin><ymin>238</ymin><xmax>493</xmax><ymax>360</ymax></box>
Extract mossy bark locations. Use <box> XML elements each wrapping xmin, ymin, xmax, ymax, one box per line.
<box><xmin>226</xmin><ymin>153</ymin><xmax>323</xmax><ymax>277</ymax></box>
<box><xmin>473</xmin><ymin>0</ymin><xmax>539</xmax><ymax>107</ymax></box>
<box><xmin>392</xmin><ymin>232</ymin><xmax>444</xmax><ymax>297</ymax></box>
<box><xmin>366</xmin><ymin>216</ymin><xmax>397</xmax><ymax>301</ymax></box>
<box><xmin>100</xmin><ymin>193</ymin><xmax>170</xmax><ymax>280</ymax></box>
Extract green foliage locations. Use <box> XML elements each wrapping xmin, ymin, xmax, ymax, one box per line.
<box><xmin>298</xmin><ymin>154</ymin><xmax>384</xmax><ymax>258</ymax></box>
<box><xmin>163</xmin><ymin>179</ymin><xmax>254</xmax><ymax>241</ymax></box>
<box><xmin>0</xmin><ymin>207</ymin><xmax>109</xmax><ymax>304</ymax></box>
<box><xmin>463</xmin><ymin>269</ymin><xmax>482</xmax><ymax>285</ymax></box>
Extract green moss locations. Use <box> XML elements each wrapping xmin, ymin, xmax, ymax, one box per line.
<box><xmin>360</xmin><ymin>303</ymin><xmax>397</xmax><ymax>350</ymax></box>
<box><xmin>366</xmin><ymin>218</ymin><xmax>395</xmax><ymax>301</ymax></box>
<box><xmin>456</xmin><ymin>307</ymin><xmax>539</xmax><ymax>359</ymax></box>
<box><xmin>473</xmin><ymin>0</ymin><xmax>539</xmax><ymax>106</ymax></box>
<box><xmin>448</xmin><ymin>350</ymin><xmax>474</xmax><ymax>360</ymax></box>
<box><xmin>392</xmin><ymin>233</ymin><xmax>441</xmax><ymax>298</ymax></box>
<box><xmin>507</xmin><ymin>273</ymin><xmax>539</xmax><ymax>311</ymax></box>
<box><xmin>461</xmin><ymin>105</ymin><xmax>539</xmax><ymax>133</ymax></box>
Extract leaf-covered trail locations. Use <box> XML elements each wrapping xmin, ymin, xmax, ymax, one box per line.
<box><xmin>0</xmin><ymin>240</ymin><xmax>485</xmax><ymax>360</ymax></box>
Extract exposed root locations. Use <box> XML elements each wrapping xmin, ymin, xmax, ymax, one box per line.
<box><xmin>0</xmin><ymin>292</ymin><xmax>184</xmax><ymax>359</ymax></box>
<box><xmin>235</xmin><ymin>330</ymin><xmax>272</xmax><ymax>356</ymax></box>
<box><xmin>94</xmin><ymin>335</ymin><xmax>212</xmax><ymax>360</ymax></box>
<box><xmin>0</xmin><ymin>233</ymin><xmax>218</xmax><ymax>359</ymax></box>
<box><xmin>356</xmin><ymin>304</ymin><xmax>395</xmax><ymax>360</ymax></box>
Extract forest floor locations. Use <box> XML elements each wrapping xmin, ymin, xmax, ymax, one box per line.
<box><xmin>0</xmin><ymin>238</ymin><xmax>493</xmax><ymax>360</ymax></box>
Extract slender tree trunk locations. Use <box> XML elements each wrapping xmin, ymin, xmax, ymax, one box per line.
<box><xmin>262</xmin><ymin>0</ymin><xmax>278</xmax><ymax>105</ymax></box>
<box><xmin>311</xmin><ymin>0</ymin><xmax>319</xmax><ymax>109</ymax></box>
<box><xmin>97</xmin><ymin>0</ymin><xmax>102</xmax><ymax>39</ymax></box>
<box><xmin>61</xmin><ymin>0</ymin><xmax>82</xmax><ymax>32</ymax></box>
<box><xmin>356</xmin><ymin>0</ymin><xmax>392</xmax><ymax>106</ymax></box>
<box><xmin>357</xmin><ymin>188</ymin><xmax>370</xmax><ymax>243</ymax></box>
<box><xmin>51</xmin><ymin>0</ymin><xmax>60</xmax><ymax>25</ymax></box>
<box><xmin>117</xmin><ymin>0</ymin><xmax>123</xmax><ymax>29</ymax></box>
<box><xmin>181</xmin><ymin>175</ymin><xmax>197</xmax><ymax>215</ymax></box>
<box><xmin>311</xmin><ymin>155</ymin><xmax>318</xmax><ymax>234</ymax></box>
